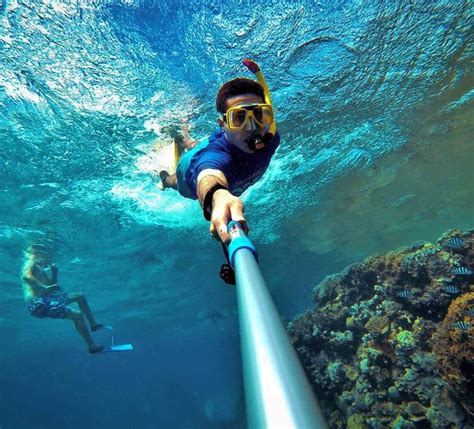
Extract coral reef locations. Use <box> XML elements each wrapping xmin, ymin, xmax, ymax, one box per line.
<box><xmin>434</xmin><ymin>292</ymin><xmax>474</xmax><ymax>417</ymax></box>
<box><xmin>288</xmin><ymin>229</ymin><xmax>474</xmax><ymax>428</ymax></box>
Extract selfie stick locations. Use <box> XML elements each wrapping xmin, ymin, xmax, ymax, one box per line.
<box><xmin>227</xmin><ymin>221</ymin><xmax>327</xmax><ymax>429</ymax></box>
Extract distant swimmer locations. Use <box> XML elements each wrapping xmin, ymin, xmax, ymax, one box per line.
<box><xmin>157</xmin><ymin>59</ymin><xmax>279</xmax><ymax>246</ymax></box>
<box><xmin>21</xmin><ymin>244</ymin><xmax>107</xmax><ymax>354</ymax></box>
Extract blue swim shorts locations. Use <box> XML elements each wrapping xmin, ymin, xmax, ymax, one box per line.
<box><xmin>27</xmin><ymin>290</ymin><xmax>69</xmax><ymax>319</ymax></box>
<box><xmin>176</xmin><ymin>139</ymin><xmax>209</xmax><ymax>198</ymax></box>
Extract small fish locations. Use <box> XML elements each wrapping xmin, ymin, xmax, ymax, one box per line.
<box><xmin>397</xmin><ymin>290</ymin><xmax>413</xmax><ymax>299</ymax></box>
<box><xmin>452</xmin><ymin>266</ymin><xmax>473</xmax><ymax>276</ymax></box>
<box><xmin>465</xmin><ymin>308</ymin><xmax>474</xmax><ymax>317</ymax></box>
<box><xmin>451</xmin><ymin>321</ymin><xmax>471</xmax><ymax>330</ymax></box>
<box><xmin>443</xmin><ymin>237</ymin><xmax>465</xmax><ymax>250</ymax></box>
<box><xmin>441</xmin><ymin>284</ymin><xmax>460</xmax><ymax>294</ymax></box>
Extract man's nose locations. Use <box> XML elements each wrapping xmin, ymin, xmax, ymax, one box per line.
<box><xmin>246</xmin><ymin>117</ymin><xmax>258</xmax><ymax>131</ymax></box>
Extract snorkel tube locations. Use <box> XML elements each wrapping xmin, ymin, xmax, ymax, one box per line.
<box><xmin>242</xmin><ymin>58</ymin><xmax>277</xmax><ymax>150</ymax></box>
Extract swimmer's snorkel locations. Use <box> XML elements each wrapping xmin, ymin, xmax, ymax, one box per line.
<box><xmin>242</xmin><ymin>59</ymin><xmax>277</xmax><ymax>151</ymax></box>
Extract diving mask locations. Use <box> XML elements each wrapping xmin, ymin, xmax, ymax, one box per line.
<box><xmin>223</xmin><ymin>103</ymin><xmax>273</xmax><ymax>131</ymax></box>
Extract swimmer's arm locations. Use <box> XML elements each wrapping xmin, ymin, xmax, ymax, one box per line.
<box><xmin>197</xmin><ymin>169</ymin><xmax>247</xmax><ymax>244</ymax></box>
<box><xmin>22</xmin><ymin>274</ymin><xmax>50</xmax><ymax>293</ymax></box>
<box><xmin>35</xmin><ymin>263</ymin><xmax>58</xmax><ymax>286</ymax></box>
<box><xmin>22</xmin><ymin>272</ymin><xmax>58</xmax><ymax>291</ymax></box>
<box><xmin>49</xmin><ymin>264</ymin><xmax>58</xmax><ymax>284</ymax></box>
<box><xmin>197</xmin><ymin>169</ymin><xmax>229</xmax><ymax>205</ymax></box>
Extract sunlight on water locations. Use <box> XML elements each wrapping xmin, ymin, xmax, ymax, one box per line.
<box><xmin>110</xmin><ymin>180</ymin><xmax>201</xmax><ymax>227</ymax></box>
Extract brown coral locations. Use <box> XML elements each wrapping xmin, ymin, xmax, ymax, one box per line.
<box><xmin>364</xmin><ymin>315</ymin><xmax>390</xmax><ymax>339</ymax></box>
<box><xmin>433</xmin><ymin>292</ymin><xmax>474</xmax><ymax>416</ymax></box>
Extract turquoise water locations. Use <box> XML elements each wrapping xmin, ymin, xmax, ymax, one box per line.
<box><xmin>0</xmin><ymin>1</ymin><xmax>473</xmax><ymax>428</ymax></box>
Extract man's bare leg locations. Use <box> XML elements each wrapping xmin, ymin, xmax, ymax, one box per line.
<box><xmin>67</xmin><ymin>293</ymin><xmax>103</xmax><ymax>331</ymax></box>
<box><xmin>176</xmin><ymin>132</ymin><xmax>198</xmax><ymax>154</ymax></box>
<box><xmin>159</xmin><ymin>171</ymin><xmax>178</xmax><ymax>190</ymax></box>
<box><xmin>65</xmin><ymin>308</ymin><xmax>102</xmax><ymax>352</ymax></box>
<box><xmin>156</xmin><ymin>125</ymin><xmax>198</xmax><ymax>191</ymax></box>
<box><xmin>156</xmin><ymin>124</ymin><xmax>198</xmax><ymax>191</ymax></box>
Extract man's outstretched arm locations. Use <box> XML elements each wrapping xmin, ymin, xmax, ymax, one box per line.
<box><xmin>197</xmin><ymin>169</ymin><xmax>248</xmax><ymax>244</ymax></box>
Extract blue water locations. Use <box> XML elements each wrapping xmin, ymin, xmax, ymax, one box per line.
<box><xmin>1</xmin><ymin>1</ymin><xmax>473</xmax><ymax>428</ymax></box>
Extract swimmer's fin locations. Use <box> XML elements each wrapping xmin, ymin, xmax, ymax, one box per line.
<box><xmin>103</xmin><ymin>344</ymin><xmax>134</xmax><ymax>352</ymax></box>
<box><xmin>173</xmin><ymin>137</ymin><xmax>180</xmax><ymax>168</ymax></box>
<box><xmin>91</xmin><ymin>325</ymin><xmax>132</xmax><ymax>352</ymax></box>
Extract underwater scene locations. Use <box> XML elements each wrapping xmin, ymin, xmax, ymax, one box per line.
<box><xmin>0</xmin><ymin>0</ymin><xmax>473</xmax><ymax>428</ymax></box>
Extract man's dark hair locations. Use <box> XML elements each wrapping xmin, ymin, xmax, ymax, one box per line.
<box><xmin>216</xmin><ymin>78</ymin><xmax>265</xmax><ymax>113</ymax></box>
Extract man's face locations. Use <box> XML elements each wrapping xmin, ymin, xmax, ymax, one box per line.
<box><xmin>33</xmin><ymin>252</ymin><xmax>50</xmax><ymax>266</ymax></box>
<box><xmin>219</xmin><ymin>93</ymin><xmax>266</xmax><ymax>153</ymax></box>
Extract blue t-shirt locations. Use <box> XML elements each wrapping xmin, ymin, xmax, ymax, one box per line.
<box><xmin>176</xmin><ymin>129</ymin><xmax>280</xmax><ymax>199</ymax></box>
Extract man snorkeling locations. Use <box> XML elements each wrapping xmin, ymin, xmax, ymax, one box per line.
<box><xmin>159</xmin><ymin>59</ymin><xmax>279</xmax><ymax>247</ymax></box>
<box><xmin>21</xmin><ymin>244</ymin><xmax>106</xmax><ymax>353</ymax></box>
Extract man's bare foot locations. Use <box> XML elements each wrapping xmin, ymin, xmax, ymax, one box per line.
<box><xmin>91</xmin><ymin>324</ymin><xmax>106</xmax><ymax>332</ymax></box>
<box><xmin>159</xmin><ymin>171</ymin><xmax>170</xmax><ymax>189</ymax></box>
<box><xmin>174</xmin><ymin>134</ymin><xmax>186</xmax><ymax>156</ymax></box>
<box><xmin>89</xmin><ymin>344</ymin><xmax>105</xmax><ymax>354</ymax></box>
